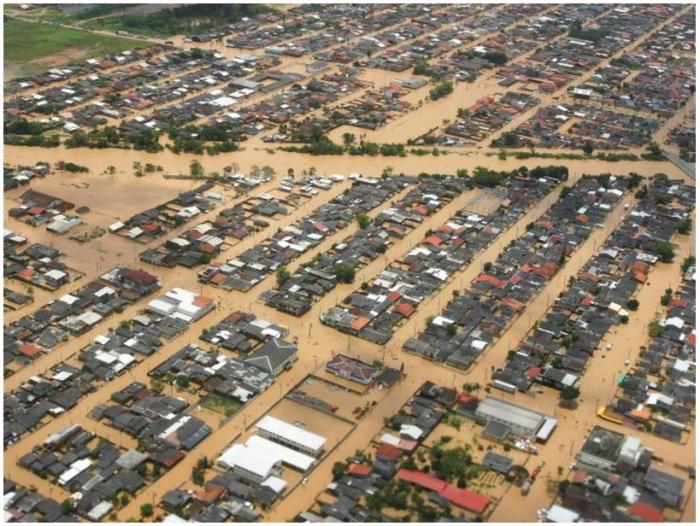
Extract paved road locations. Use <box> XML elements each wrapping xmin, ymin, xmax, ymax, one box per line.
<box><xmin>665</xmin><ymin>152</ymin><xmax>696</xmax><ymax>180</ymax></box>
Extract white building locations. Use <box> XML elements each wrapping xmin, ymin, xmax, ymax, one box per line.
<box><xmin>255</xmin><ymin>415</ymin><xmax>326</xmax><ymax>457</ymax></box>
<box><xmin>217</xmin><ymin>443</ymin><xmax>281</xmax><ymax>483</ymax></box>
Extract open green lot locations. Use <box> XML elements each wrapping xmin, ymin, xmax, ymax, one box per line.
<box><xmin>200</xmin><ymin>393</ymin><xmax>243</xmax><ymax>418</ymax></box>
<box><xmin>4</xmin><ymin>17</ymin><xmax>150</xmax><ymax>78</ymax></box>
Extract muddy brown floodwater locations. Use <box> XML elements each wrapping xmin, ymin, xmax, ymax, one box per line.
<box><xmin>4</xmin><ymin>137</ymin><xmax>696</xmax><ymax>522</ymax></box>
<box><xmin>3</xmin><ymin>30</ymin><xmax>696</xmax><ymax>517</ymax></box>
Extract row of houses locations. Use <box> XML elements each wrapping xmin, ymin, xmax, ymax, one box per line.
<box><xmin>425</xmin><ymin>4</ymin><xmax>605</xmax><ymax>83</ymax></box>
<box><xmin>4</xmin><ymin>267</ymin><xmax>161</xmax><ymax>370</ymax></box>
<box><xmin>5</xmin><ymin>45</ymin><xmax>166</xmax><ymax>95</ymax></box>
<box><xmin>262</xmin><ymin>175</ymin><xmax>473</xmax><ymax>317</ymax></box>
<box><xmin>312</xmin><ymin>4</ymin><xmax>456</xmax><ymax>65</ymax></box>
<box><xmin>360</xmin><ymin>4</ymin><xmax>492</xmax><ymax>72</ymax></box>
<box><xmin>3</xmin><ymin>163</ymin><xmax>49</xmax><ymax>190</ymax></box>
<box><xmin>574</xmin><ymin>9</ymin><xmax>695</xmax><ymax>119</ymax></box>
<box><xmin>405</xmin><ymin>174</ymin><xmax>625</xmax><ymax>371</ymax></box>
<box><xmin>6</xmin><ymin>49</ymin><xmax>221</xmax><ymax>120</ymax></box>
<box><xmin>4</xmin><ymin>285</ymin><xmax>212</xmax><ymax>447</ymax></box>
<box><xmin>19</xmin><ymin>424</ymin><xmax>152</xmax><ymax>521</ymax></box>
<box><xmin>371</xmin><ymin>3</ymin><xmax>548</xmax><ymax>75</ymax></box>
<box><xmin>160</xmin><ymin>412</ymin><xmax>326</xmax><ymax>521</ymax></box>
<box><xmin>3</xmin><ymin>479</ymin><xmax>78</xmax><ymax>522</ymax></box>
<box><xmin>272</xmin><ymin>85</ymin><xmax>416</xmax><ymax>143</ymax></box>
<box><xmin>440</xmin><ymin>91</ymin><xmax>541</xmax><ymax>145</ymax></box>
<box><xmin>139</xmin><ymin>177</ymin><xmax>337</xmax><ymax>269</ymax></box>
<box><xmin>226</xmin><ymin>4</ymin><xmax>379</xmax><ymax>52</ymax></box>
<box><xmin>604</xmin><ymin>267</ymin><xmax>695</xmax><ymax>443</ymax></box>
<box><xmin>323</xmin><ymin>169</ymin><xmax>565</xmax><ymax>345</ymax></box>
<box><xmin>110</xmin><ymin>182</ymin><xmax>221</xmax><ymax>243</ymax></box>
<box><xmin>494</xmin><ymin>177</ymin><xmax>694</xmax><ymax>395</ymax></box>
<box><xmin>91</xmin><ymin>382</ymin><xmax>211</xmax><ymax>464</ymax></box>
<box><xmin>122</xmin><ymin>65</ymin><xmax>363</xmax><ymax>143</ymax></box>
<box><xmin>493</xmin><ymin>102</ymin><xmax>660</xmax><ymax>150</ymax></box>
<box><xmin>200</xmin><ymin>310</ymin><xmax>288</xmax><ymax>355</ymax></box>
<box><xmin>8</xmin><ymin>189</ymin><xmax>83</xmax><ymax>235</ymax></box>
<box><xmin>302</xmin><ymin>383</ymin><xmax>538</xmax><ymax>521</ymax></box>
<box><xmin>258</xmin><ymin>4</ymin><xmax>396</xmax><ymax>58</ymax></box>
<box><xmin>4</xmin><ymin>233</ymin><xmax>78</xmax><ymax>291</ymax></box>
<box><xmin>197</xmin><ymin>174</ymin><xmax>413</xmax><ymax>292</ymax></box>
<box><xmin>549</xmin><ymin>425</ymin><xmax>690</xmax><ymax>521</ymax></box>
<box><xmin>496</xmin><ymin>5</ymin><xmax>682</xmax><ymax>97</ymax></box>
<box><xmin>113</xmin><ymin>52</ymin><xmax>269</xmax><ymax>119</ymax></box>
<box><xmin>116</xmin><ymin>56</ymin><xmax>285</xmax><ymax>135</ymax></box>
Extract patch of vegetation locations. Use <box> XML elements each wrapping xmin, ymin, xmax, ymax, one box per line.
<box><xmin>681</xmin><ymin>256</ymin><xmax>695</xmax><ymax>273</ymax></box>
<box><xmin>4</xmin><ymin>18</ymin><xmax>150</xmax><ymax>76</ymax></box>
<box><xmin>334</xmin><ymin>264</ymin><xmax>356</xmax><ymax>284</ymax></box>
<box><xmin>677</xmin><ymin>218</ymin><xmax>692</xmax><ymax>235</ymax></box>
<box><xmin>64</xmin><ymin>127</ymin><xmax>127</xmax><ymax>149</ymax></box>
<box><xmin>84</xmin><ymin>4</ymin><xmax>272</xmax><ymax>37</ymax></box>
<box><xmin>200</xmin><ymin>393</ymin><xmax>242</xmax><ymax>418</ymax></box>
<box><xmin>56</xmin><ymin>161</ymin><xmax>89</xmax><ymax>173</ymax></box>
<box><xmin>487</xmin><ymin>148</ymin><xmax>640</xmax><ymax>162</ymax></box>
<box><xmin>429</xmin><ymin>80</ymin><xmax>454</xmax><ymax>101</ymax></box>
<box><xmin>641</xmin><ymin>142</ymin><xmax>665</xmax><ymax>161</ymax></box>
<box><xmin>655</xmin><ymin>241</ymin><xmax>675</xmax><ymax>262</ymax></box>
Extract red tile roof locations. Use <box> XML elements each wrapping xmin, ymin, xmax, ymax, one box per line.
<box><xmin>525</xmin><ymin>366</ymin><xmax>541</xmax><ymax>379</ymax></box>
<box><xmin>570</xmin><ymin>471</ymin><xmax>588</xmax><ymax>484</ymax></box>
<box><xmin>397</xmin><ymin>469</ymin><xmax>446</xmax><ymax>493</ymax></box>
<box><xmin>476</xmin><ymin>274</ymin><xmax>506</xmax><ymax>288</ymax></box>
<box><xmin>394</xmin><ymin>303</ymin><xmax>415</xmax><ymax>318</ymax></box>
<box><xmin>18</xmin><ymin>344</ymin><xmax>41</xmax><ymax>358</ymax></box>
<box><xmin>423</xmin><ymin>235</ymin><xmax>442</xmax><ymax>247</ymax></box>
<box><xmin>397</xmin><ymin>470</ymin><xmax>490</xmax><ymax>513</ymax></box>
<box><xmin>124</xmin><ymin>269</ymin><xmax>158</xmax><ymax>286</ymax></box>
<box><xmin>350</xmin><ymin>316</ymin><xmax>371</xmax><ymax>331</ymax></box>
<box><xmin>193</xmin><ymin>295</ymin><xmax>213</xmax><ymax>307</ymax></box>
<box><xmin>440</xmin><ymin>484</ymin><xmax>490</xmax><ymax>514</ymax></box>
<box><xmin>628</xmin><ymin>502</ymin><xmax>664</xmax><ymax>522</ymax></box>
<box><xmin>376</xmin><ymin>444</ymin><xmax>402</xmax><ymax>461</ymax></box>
<box><xmin>387</xmin><ymin>291</ymin><xmax>401</xmax><ymax>303</ymax></box>
<box><xmin>500</xmin><ymin>297</ymin><xmax>525</xmax><ymax>311</ymax></box>
<box><xmin>195</xmin><ymin>485</ymin><xmax>227</xmax><ymax>503</ymax></box>
<box><xmin>347</xmin><ymin>463</ymin><xmax>372</xmax><ymax>477</ymax></box>
<box><xmin>16</xmin><ymin>268</ymin><xmax>36</xmax><ymax>281</ymax></box>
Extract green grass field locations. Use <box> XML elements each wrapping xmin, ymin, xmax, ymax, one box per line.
<box><xmin>4</xmin><ymin>17</ymin><xmax>150</xmax><ymax>78</ymax></box>
<box><xmin>200</xmin><ymin>393</ymin><xmax>243</xmax><ymax>418</ymax></box>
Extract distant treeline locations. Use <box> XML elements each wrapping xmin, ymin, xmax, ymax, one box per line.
<box><xmin>91</xmin><ymin>4</ymin><xmax>273</xmax><ymax>35</ymax></box>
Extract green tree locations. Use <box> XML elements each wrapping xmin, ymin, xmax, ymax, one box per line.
<box><xmin>655</xmin><ymin>241</ymin><xmax>675</xmax><ymax>262</ymax></box>
<box><xmin>334</xmin><ymin>264</ymin><xmax>356</xmax><ymax>284</ymax></box>
<box><xmin>582</xmin><ymin>141</ymin><xmax>594</xmax><ymax>156</ymax></box>
<box><xmin>626</xmin><ymin>299</ymin><xmax>639</xmax><ymax>311</ymax></box>
<box><xmin>150</xmin><ymin>377</ymin><xmax>164</xmax><ymax>394</ymax></box>
<box><xmin>355</xmin><ymin>212</ymin><xmax>372</xmax><ymax>229</ymax></box>
<box><xmin>332</xmin><ymin>461</ymin><xmax>346</xmax><ymax>480</ymax></box>
<box><xmin>660</xmin><ymin>288</ymin><xmax>673</xmax><ymax>306</ymax></box>
<box><xmin>559</xmin><ymin>386</ymin><xmax>580</xmax><ymax>408</ymax></box>
<box><xmin>175</xmin><ymin>374</ymin><xmax>190</xmax><ymax>388</ymax></box>
<box><xmin>677</xmin><ymin>218</ymin><xmax>692</xmax><ymax>235</ymax></box>
<box><xmin>189</xmin><ymin>159</ymin><xmax>203</xmax><ymax>177</ymax></box>
<box><xmin>648</xmin><ymin>320</ymin><xmax>663</xmax><ymax>337</ymax></box>
<box><xmin>682</xmin><ymin>256</ymin><xmax>695</xmax><ymax>273</ymax></box>
<box><xmin>140</xmin><ymin>504</ymin><xmax>154</xmax><ymax>518</ymax></box>
<box><xmin>276</xmin><ymin>266</ymin><xmax>290</xmax><ymax>286</ymax></box>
